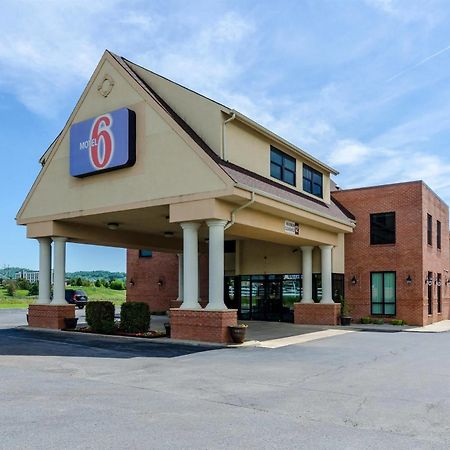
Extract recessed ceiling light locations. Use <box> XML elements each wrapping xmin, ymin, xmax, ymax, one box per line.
<box><xmin>107</xmin><ymin>222</ymin><xmax>119</xmax><ymax>230</ymax></box>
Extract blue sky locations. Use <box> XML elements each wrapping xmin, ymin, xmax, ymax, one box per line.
<box><xmin>1</xmin><ymin>0</ymin><xmax>450</xmax><ymax>272</ymax></box>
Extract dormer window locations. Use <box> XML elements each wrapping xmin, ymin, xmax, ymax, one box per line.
<box><xmin>270</xmin><ymin>147</ymin><xmax>296</xmax><ymax>186</ymax></box>
<box><xmin>303</xmin><ymin>164</ymin><xmax>323</xmax><ymax>198</ymax></box>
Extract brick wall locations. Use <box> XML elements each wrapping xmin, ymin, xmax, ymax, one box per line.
<box><xmin>170</xmin><ymin>309</ymin><xmax>238</xmax><ymax>343</ymax></box>
<box><xmin>126</xmin><ymin>250</ymin><xmax>209</xmax><ymax>312</ymax></box>
<box><xmin>294</xmin><ymin>303</ymin><xmax>340</xmax><ymax>326</ymax></box>
<box><xmin>333</xmin><ymin>181</ymin><xmax>450</xmax><ymax>326</ymax></box>
<box><xmin>421</xmin><ymin>185</ymin><xmax>450</xmax><ymax>324</ymax></box>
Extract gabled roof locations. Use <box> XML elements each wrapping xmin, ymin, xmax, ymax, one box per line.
<box><xmin>36</xmin><ymin>50</ymin><xmax>353</xmax><ymax>226</ymax></box>
<box><xmin>113</xmin><ymin>53</ymin><xmax>353</xmax><ymax>225</ymax></box>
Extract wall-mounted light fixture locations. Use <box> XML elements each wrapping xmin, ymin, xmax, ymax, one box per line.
<box><xmin>129</xmin><ymin>278</ymin><xmax>135</xmax><ymax>286</ymax></box>
<box><xmin>351</xmin><ymin>276</ymin><xmax>357</xmax><ymax>285</ymax></box>
<box><xmin>425</xmin><ymin>275</ymin><xmax>433</xmax><ymax>286</ymax></box>
<box><xmin>406</xmin><ymin>275</ymin><xmax>412</xmax><ymax>285</ymax></box>
<box><xmin>107</xmin><ymin>222</ymin><xmax>120</xmax><ymax>230</ymax></box>
<box><xmin>157</xmin><ymin>278</ymin><xmax>165</xmax><ymax>287</ymax></box>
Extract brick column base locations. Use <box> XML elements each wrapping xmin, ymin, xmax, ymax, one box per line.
<box><xmin>294</xmin><ymin>302</ymin><xmax>340</xmax><ymax>326</ymax></box>
<box><xmin>28</xmin><ymin>305</ymin><xmax>76</xmax><ymax>329</ymax></box>
<box><xmin>169</xmin><ymin>309</ymin><xmax>238</xmax><ymax>343</ymax></box>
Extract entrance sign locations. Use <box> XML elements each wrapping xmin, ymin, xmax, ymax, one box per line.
<box><xmin>284</xmin><ymin>220</ymin><xmax>299</xmax><ymax>235</ymax></box>
<box><xmin>70</xmin><ymin>108</ymin><xmax>136</xmax><ymax>177</ymax></box>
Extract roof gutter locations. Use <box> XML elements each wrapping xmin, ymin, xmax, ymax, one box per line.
<box><xmin>222</xmin><ymin>112</ymin><xmax>236</xmax><ymax>160</ymax></box>
<box><xmin>225</xmin><ymin>191</ymin><xmax>255</xmax><ymax>230</ymax></box>
<box><xmin>234</xmin><ymin>183</ymin><xmax>355</xmax><ymax>229</ymax></box>
<box><xmin>228</xmin><ymin>109</ymin><xmax>339</xmax><ymax>176</ymax></box>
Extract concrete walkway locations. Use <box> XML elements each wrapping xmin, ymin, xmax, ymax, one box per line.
<box><xmin>406</xmin><ymin>319</ymin><xmax>450</xmax><ymax>333</ymax></box>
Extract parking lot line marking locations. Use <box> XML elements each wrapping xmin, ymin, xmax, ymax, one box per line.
<box><xmin>258</xmin><ymin>329</ymin><xmax>354</xmax><ymax>348</ymax></box>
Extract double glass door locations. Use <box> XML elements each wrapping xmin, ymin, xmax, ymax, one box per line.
<box><xmin>231</xmin><ymin>275</ymin><xmax>285</xmax><ymax>322</ymax></box>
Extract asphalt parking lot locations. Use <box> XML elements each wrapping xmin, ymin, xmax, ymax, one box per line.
<box><xmin>1</xmin><ymin>309</ymin><xmax>450</xmax><ymax>450</ymax></box>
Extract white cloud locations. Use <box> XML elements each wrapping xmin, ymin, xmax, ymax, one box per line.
<box><xmin>329</xmin><ymin>140</ymin><xmax>373</xmax><ymax>166</ymax></box>
<box><xmin>0</xmin><ymin>2</ymin><xmax>255</xmax><ymax>117</ymax></box>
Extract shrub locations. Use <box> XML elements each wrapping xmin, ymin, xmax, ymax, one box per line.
<box><xmin>28</xmin><ymin>283</ymin><xmax>39</xmax><ymax>296</ymax></box>
<box><xmin>391</xmin><ymin>319</ymin><xmax>406</xmax><ymax>326</ymax></box>
<box><xmin>110</xmin><ymin>279</ymin><xmax>125</xmax><ymax>290</ymax></box>
<box><xmin>16</xmin><ymin>278</ymin><xmax>32</xmax><ymax>290</ymax></box>
<box><xmin>6</xmin><ymin>282</ymin><xmax>16</xmax><ymax>297</ymax></box>
<box><xmin>86</xmin><ymin>301</ymin><xmax>115</xmax><ymax>334</ymax></box>
<box><xmin>360</xmin><ymin>316</ymin><xmax>372</xmax><ymax>324</ymax></box>
<box><xmin>373</xmin><ymin>318</ymin><xmax>384</xmax><ymax>325</ymax></box>
<box><xmin>340</xmin><ymin>297</ymin><xmax>352</xmax><ymax>316</ymax></box>
<box><xmin>94</xmin><ymin>279</ymin><xmax>102</xmax><ymax>288</ymax></box>
<box><xmin>120</xmin><ymin>302</ymin><xmax>150</xmax><ymax>333</ymax></box>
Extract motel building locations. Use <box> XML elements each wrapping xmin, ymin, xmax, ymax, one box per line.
<box><xmin>17</xmin><ymin>51</ymin><xmax>450</xmax><ymax>343</ymax></box>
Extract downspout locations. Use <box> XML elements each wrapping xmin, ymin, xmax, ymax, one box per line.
<box><xmin>225</xmin><ymin>191</ymin><xmax>255</xmax><ymax>230</ymax></box>
<box><xmin>222</xmin><ymin>111</ymin><xmax>236</xmax><ymax>160</ymax></box>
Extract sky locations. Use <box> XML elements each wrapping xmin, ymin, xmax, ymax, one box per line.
<box><xmin>1</xmin><ymin>0</ymin><xmax>450</xmax><ymax>272</ymax></box>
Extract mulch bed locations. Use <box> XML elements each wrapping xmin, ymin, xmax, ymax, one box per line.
<box><xmin>65</xmin><ymin>327</ymin><xmax>167</xmax><ymax>338</ymax></box>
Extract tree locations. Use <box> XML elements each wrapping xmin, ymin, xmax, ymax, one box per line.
<box><xmin>94</xmin><ymin>279</ymin><xmax>102</xmax><ymax>288</ymax></box>
<box><xmin>28</xmin><ymin>283</ymin><xmax>39</xmax><ymax>296</ymax></box>
<box><xmin>16</xmin><ymin>278</ymin><xmax>32</xmax><ymax>291</ymax></box>
<box><xmin>76</xmin><ymin>277</ymin><xmax>83</xmax><ymax>287</ymax></box>
<box><xmin>110</xmin><ymin>279</ymin><xmax>125</xmax><ymax>290</ymax></box>
<box><xmin>6</xmin><ymin>282</ymin><xmax>16</xmax><ymax>297</ymax></box>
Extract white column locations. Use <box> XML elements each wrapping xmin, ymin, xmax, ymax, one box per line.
<box><xmin>177</xmin><ymin>253</ymin><xmax>183</xmax><ymax>302</ymax></box>
<box><xmin>37</xmin><ymin>237</ymin><xmax>52</xmax><ymax>304</ymax></box>
<box><xmin>51</xmin><ymin>237</ymin><xmax>67</xmax><ymax>305</ymax></box>
<box><xmin>180</xmin><ymin>222</ymin><xmax>201</xmax><ymax>309</ymax></box>
<box><xmin>205</xmin><ymin>220</ymin><xmax>228</xmax><ymax>310</ymax></box>
<box><xmin>300</xmin><ymin>246</ymin><xmax>314</xmax><ymax>303</ymax></box>
<box><xmin>319</xmin><ymin>245</ymin><xmax>334</xmax><ymax>304</ymax></box>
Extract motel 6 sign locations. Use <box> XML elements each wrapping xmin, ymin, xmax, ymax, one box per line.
<box><xmin>70</xmin><ymin>108</ymin><xmax>136</xmax><ymax>177</ymax></box>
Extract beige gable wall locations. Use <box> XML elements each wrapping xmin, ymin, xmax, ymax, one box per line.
<box><xmin>18</xmin><ymin>58</ymin><xmax>230</xmax><ymax>224</ymax></box>
<box><xmin>126</xmin><ymin>61</ymin><xmax>224</xmax><ymax>156</ymax></box>
<box><xmin>226</xmin><ymin>120</ymin><xmax>331</xmax><ymax>204</ymax></box>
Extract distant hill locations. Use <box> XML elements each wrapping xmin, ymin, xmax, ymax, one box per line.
<box><xmin>67</xmin><ymin>271</ymin><xmax>126</xmax><ymax>281</ymax></box>
<box><xmin>0</xmin><ymin>267</ymin><xmax>31</xmax><ymax>279</ymax></box>
<box><xmin>0</xmin><ymin>267</ymin><xmax>125</xmax><ymax>281</ymax></box>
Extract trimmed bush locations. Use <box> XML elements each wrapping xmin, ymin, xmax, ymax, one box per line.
<box><xmin>86</xmin><ymin>301</ymin><xmax>115</xmax><ymax>334</ymax></box>
<box><xmin>120</xmin><ymin>302</ymin><xmax>150</xmax><ymax>333</ymax></box>
<box><xmin>373</xmin><ymin>318</ymin><xmax>384</xmax><ymax>325</ymax></box>
<box><xmin>360</xmin><ymin>316</ymin><xmax>372</xmax><ymax>324</ymax></box>
<box><xmin>391</xmin><ymin>319</ymin><xmax>406</xmax><ymax>326</ymax></box>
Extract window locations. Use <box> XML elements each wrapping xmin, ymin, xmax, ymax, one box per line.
<box><xmin>437</xmin><ymin>220</ymin><xmax>441</xmax><ymax>249</ymax></box>
<box><xmin>427</xmin><ymin>214</ymin><xmax>432</xmax><ymax>246</ymax></box>
<box><xmin>370</xmin><ymin>212</ymin><xmax>395</xmax><ymax>245</ymax></box>
<box><xmin>139</xmin><ymin>249</ymin><xmax>153</xmax><ymax>257</ymax></box>
<box><xmin>303</xmin><ymin>164</ymin><xmax>323</xmax><ymax>198</ymax></box>
<box><xmin>371</xmin><ymin>272</ymin><xmax>396</xmax><ymax>315</ymax></box>
<box><xmin>270</xmin><ymin>147</ymin><xmax>296</xmax><ymax>186</ymax></box>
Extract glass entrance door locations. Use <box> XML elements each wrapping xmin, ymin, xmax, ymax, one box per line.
<box><xmin>251</xmin><ymin>276</ymin><xmax>265</xmax><ymax>320</ymax></box>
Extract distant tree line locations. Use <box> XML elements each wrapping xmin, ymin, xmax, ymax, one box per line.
<box><xmin>1</xmin><ymin>276</ymin><xmax>125</xmax><ymax>297</ymax></box>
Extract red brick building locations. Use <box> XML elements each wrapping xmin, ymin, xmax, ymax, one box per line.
<box><xmin>128</xmin><ymin>180</ymin><xmax>450</xmax><ymax>327</ymax></box>
<box><xmin>333</xmin><ymin>181</ymin><xmax>449</xmax><ymax>326</ymax></box>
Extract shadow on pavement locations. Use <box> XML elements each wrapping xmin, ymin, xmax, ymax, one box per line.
<box><xmin>0</xmin><ymin>328</ymin><xmax>214</xmax><ymax>359</ymax></box>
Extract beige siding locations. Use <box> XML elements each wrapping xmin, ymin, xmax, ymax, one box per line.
<box><xmin>226</xmin><ymin>120</ymin><xmax>331</xmax><ymax>204</ymax></box>
<box><xmin>128</xmin><ymin>61</ymin><xmax>224</xmax><ymax>156</ymax></box>
<box><xmin>18</xmin><ymin>59</ymin><xmax>229</xmax><ymax>223</ymax></box>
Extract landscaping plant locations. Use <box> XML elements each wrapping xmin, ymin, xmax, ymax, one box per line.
<box><xmin>86</xmin><ymin>301</ymin><xmax>115</xmax><ymax>334</ymax></box>
<box><xmin>120</xmin><ymin>302</ymin><xmax>150</xmax><ymax>333</ymax></box>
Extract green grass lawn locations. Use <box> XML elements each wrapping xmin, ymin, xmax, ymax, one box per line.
<box><xmin>0</xmin><ymin>286</ymin><xmax>126</xmax><ymax>308</ymax></box>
